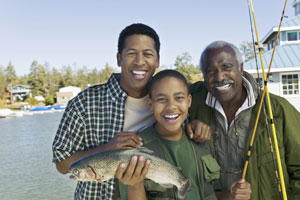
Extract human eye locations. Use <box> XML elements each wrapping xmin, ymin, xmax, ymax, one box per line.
<box><xmin>156</xmin><ymin>97</ymin><xmax>166</xmax><ymax>103</ymax></box>
<box><xmin>126</xmin><ymin>51</ymin><xmax>136</xmax><ymax>56</ymax></box>
<box><xmin>144</xmin><ymin>52</ymin><xmax>153</xmax><ymax>58</ymax></box>
<box><xmin>176</xmin><ymin>96</ymin><xmax>185</xmax><ymax>101</ymax></box>
<box><xmin>223</xmin><ymin>63</ymin><xmax>233</xmax><ymax>71</ymax></box>
<box><xmin>205</xmin><ymin>68</ymin><xmax>214</xmax><ymax>75</ymax></box>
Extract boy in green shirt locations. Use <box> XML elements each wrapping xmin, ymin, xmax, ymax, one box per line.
<box><xmin>116</xmin><ymin>70</ymin><xmax>251</xmax><ymax>200</ymax></box>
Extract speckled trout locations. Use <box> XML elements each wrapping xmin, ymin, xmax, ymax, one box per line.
<box><xmin>69</xmin><ymin>147</ymin><xmax>191</xmax><ymax>199</ymax></box>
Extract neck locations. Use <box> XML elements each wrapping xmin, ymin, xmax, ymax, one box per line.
<box><xmin>221</xmin><ymin>87</ymin><xmax>247</xmax><ymax>124</ymax></box>
<box><xmin>119</xmin><ymin>76</ymin><xmax>148</xmax><ymax>98</ymax></box>
<box><xmin>154</xmin><ymin>123</ymin><xmax>183</xmax><ymax>141</ymax></box>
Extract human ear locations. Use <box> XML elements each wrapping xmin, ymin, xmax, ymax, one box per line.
<box><xmin>240</xmin><ymin>63</ymin><xmax>244</xmax><ymax>73</ymax></box>
<box><xmin>187</xmin><ymin>94</ymin><xmax>192</xmax><ymax>108</ymax></box>
<box><xmin>147</xmin><ymin>97</ymin><xmax>153</xmax><ymax>110</ymax></box>
<box><xmin>155</xmin><ymin>55</ymin><xmax>160</xmax><ymax>69</ymax></box>
<box><xmin>117</xmin><ymin>53</ymin><xmax>121</xmax><ymax>67</ymax></box>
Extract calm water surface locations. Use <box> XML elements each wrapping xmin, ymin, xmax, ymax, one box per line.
<box><xmin>0</xmin><ymin>112</ymin><xmax>76</xmax><ymax>200</ymax></box>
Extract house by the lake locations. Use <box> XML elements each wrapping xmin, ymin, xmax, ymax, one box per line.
<box><xmin>11</xmin><ymin>85</ymin><xmax>32</xmax><ymax>101</ymax></box>
<box><xmin>244</xmin><ymin>0</ymin><xmax>300</xmax><ymax>111</ymax></box>
<box><xmin>56</xmin><ymin>86</ymin><xmax>81</xmax><ymax>105</ymax></box>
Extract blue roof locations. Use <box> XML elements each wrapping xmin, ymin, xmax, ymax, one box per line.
<box><xmin>281</xmin><ymin>14</ymin><xmax>300</xmax><ymax>27</ymax></box>
<box><xmin>244</xmin><ymin>44</ymin><xmax>300</xmax><ymax>70</ymax></box>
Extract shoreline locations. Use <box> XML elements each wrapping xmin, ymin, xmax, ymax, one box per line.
<box><xmin>0</xmin><ymin>107</ymin><xmax>65</xmax><ymax>118</ymax></box>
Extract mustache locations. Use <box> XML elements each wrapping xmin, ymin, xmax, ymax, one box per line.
<box><xmin>211</xmin><ymin>79</ymin><xmax>234</xmax><ymax>87</ymax></box>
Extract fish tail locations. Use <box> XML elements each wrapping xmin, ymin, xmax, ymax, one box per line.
<box><xmin>178</xmin><ymin>178</ymin><xmax>191</xmax><ymax>200</ymax></box>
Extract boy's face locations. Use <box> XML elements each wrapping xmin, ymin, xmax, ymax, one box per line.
<box><xmin>148</xmin><ymin>76</ymin><xmax>191</xmax><ymax>140</ymax></box>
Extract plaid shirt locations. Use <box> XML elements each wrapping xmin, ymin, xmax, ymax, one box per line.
<box><xmin>52</xmin><ymin>73</ymin><xmax>127</xmax><ymax>200</ymax></box>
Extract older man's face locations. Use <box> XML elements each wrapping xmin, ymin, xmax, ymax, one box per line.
<box><xmin>202</xmin><ymin>46</ymin><xmax>244</xmax><ymax>106</ymax></box>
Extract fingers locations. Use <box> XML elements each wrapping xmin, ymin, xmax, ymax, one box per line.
<box><xmin>190</xmin><ymin>120</ymin><xmax>212</xmax><ymax>143</ymax></box>
<box><xmin>230</xmin><ymin>179</ymin><xmax>251</xmax><ymax>200</ymax></box>
<box><xmin>121</xmin><ymin>156</ymin><xmax>138</xmax><ymax>184</ymax></box>
<box><xmin>186</xmin><ymin>123</ymin><xmax>194</xmax><ymax>139</ymax></box>
<box><xmin>115</xmin><ymin>163</ymin><xmax>126</xmax><ymax>180</ymax></box>
<box><xmin>116</xmin><ymin>156</ymin><xmax>151</xmax><ymax>186</ymax></box>
<box><xmin>110</xmin><ymin>132</ymin><xmax>143</xmax><ymax>148</ymax></box>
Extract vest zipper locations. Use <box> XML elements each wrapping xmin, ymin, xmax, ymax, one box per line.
<box><xmin>225</xmin><ymin>134</ymin><xmax>229</xmax><ymax>190</ymax></box>
<box><xmin>190</xmin><ymin>140</ymin><xmax>203</xmax><ymax>199</ymax></box>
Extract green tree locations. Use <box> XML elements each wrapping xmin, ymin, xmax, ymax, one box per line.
<box><xmin>0</xmin><ymin>66</ymin><xmax>7</xmax><ymax>98</ymax></box>
<box><xmin>27</xmin><ymin>61</ymin><xmax>48</xmax><ymax>97</ymax></box>
<box><xmin>87</xmin><ymin>67</ymin><xmax>99</xmax><ymax>85</ymax></box>
<box><xmin>174</xmin><ymin>52</ymin><xmax>201</xmax><ymax>83</ymax></box>
<box><xmin>239</xmin><ymin>41</ymin><xmax>266</xmax><ymax>62</ymax></box>
<box><xmin>74</xmin><ymin>66</ymin><xmax>88</xmax><ymax>88</ymax></box>
<box><xmin>5</xmin><ymin>62</ymin><xmax>17</xmax><ymax>85</ymax></box>
<box><xmin>99</xmin><ymin>63</ymin><xmax>115</xmax><ymax>84</ymax></box>
<box><xmin>62</xmin><ymin>65</ymin><xmax>74</xmax><ymax>86</ymax></box>
<box><xmin>45</xmin><ymin>95</ymin><xmax>55</xmax><ymax>105</ymax></box>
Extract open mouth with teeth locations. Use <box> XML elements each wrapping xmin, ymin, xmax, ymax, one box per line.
<box><xmin>215</xmin><ymin>84</ymin><xmax>231</xmax><ymax>91</ymax></box>
<box><xmin>132</xmin><ymin>70</ymin><xmax>147</xmax><ymax>80</ymax></box>
<box><xmin>163</xmin><ymin>114</ymin><xmax>180</xmax><ymax>123</ymax></box>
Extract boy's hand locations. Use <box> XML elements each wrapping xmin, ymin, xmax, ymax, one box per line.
<box><xmin>186</xmin><ymin>120</ymin><xmax>211</xmax><ymax>143</ymax></box>
<box><xmin>230</xmin><ymin>178</ymin><xmax>251</xmax><ymax>200</ymax></box>
<box><xmin>115</xmin><ymin>156</ymin><xmax>151</xmax><ymax>186</ymax></box>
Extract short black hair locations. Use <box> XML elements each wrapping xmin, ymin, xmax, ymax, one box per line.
<box><xmin>148</xmin><ymin>70</ymin><xmax>189</xmax><ymax>98</ymax></box>
<box><xmin>118</xmin><ymin>23</ymin><xmax>160</xmax><ymax>55</ymax></box>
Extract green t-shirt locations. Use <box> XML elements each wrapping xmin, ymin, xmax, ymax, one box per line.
<box><xmin>159</xmin><ymin>131</ymin><xmax>201</xmax><ymax>200</ymax></box>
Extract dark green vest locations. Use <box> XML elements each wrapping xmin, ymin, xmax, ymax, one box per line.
<box><xmin>118</xmin><ymin>126</ymin><xmax>220</xmax><ymax>200</ymax></box>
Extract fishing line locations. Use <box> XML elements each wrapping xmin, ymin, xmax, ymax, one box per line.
<box><xmin>242</xmin><ymin>0</ymin><xmax>288</xmax><ymax>199</ymax></box>
<box><xmin>243</xmin><ymin>1</ymin><xmax>283</xmax><ymax>199</ymax></box>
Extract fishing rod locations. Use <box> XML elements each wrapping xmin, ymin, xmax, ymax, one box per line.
<box><xmin>243</xmin><ymin>0</ymin><xmax>283</xmax><ymax>199</ymax></box>
<box><xmin>241</xmin><ymin>0</ymin><xmax>288</xmax><ymax>199</ymax></box>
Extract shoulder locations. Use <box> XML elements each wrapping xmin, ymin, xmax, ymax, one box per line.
<box><xmin>67</xmin><ymin>84</ymin><xmax>103</xmax><ymax>108</ymax></box>
<box><xmin>138</xmin><ymin>125</ymin><xmax>157</xmax><ymax>144</ymax></box>
<box><xmin>189</xmin><ymin>81</ymin><xmax>207</xmax><ymax>95</ymax></box>
<box><xmin>268</xmin><ymin>93</ymin><xmax>298</xmax><ymax>114</ymax></box>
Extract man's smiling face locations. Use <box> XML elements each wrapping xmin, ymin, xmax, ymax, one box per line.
<box><xmin>117</xmin><ymin>34</ymin><xmax>159</xmax><ymax>98</ymax></box>
<box><xmin>202</xmin><ymin>46</ymin><xmax>244</xmax><ymax>105</ymax></box>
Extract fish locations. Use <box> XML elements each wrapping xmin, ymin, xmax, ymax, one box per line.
<box><xmin>69</xmin><ymin>147</ymin><xmax>191</xmax><ymax>199</ymax></box>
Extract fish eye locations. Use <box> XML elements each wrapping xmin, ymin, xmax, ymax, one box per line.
<box><xmin>73</xmin><ymin>169</ymin><xmax>80</xmax><ymax>175</ymax></box>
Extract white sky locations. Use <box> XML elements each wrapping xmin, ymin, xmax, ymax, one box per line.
<box><xmin>0</xmin><ymin>0</ymin><xmax>295</xmax><ymax>76</ymax></box>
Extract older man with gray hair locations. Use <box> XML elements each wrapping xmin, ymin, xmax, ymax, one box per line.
<box><xmin>188</xmin><ymin>40</ymin><xmax>300</xmax><ymax>199</ymax></box>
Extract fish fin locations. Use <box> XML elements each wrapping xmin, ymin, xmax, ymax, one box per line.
<box><xmin>136</xmin><ymin>147</ymin><xmax>154</xmax><ymax>154</ymax></box>
<box><xmin>177</xmin><ymin>179</ymin><xmax>191</xmax><ymax>200</ymax></box>
<box><xmin>159</xmin><ymin>183</ymin><xmax>174</xmax><ymax>188</ymax></box>
<box><xmin>96</xmin><ymin>179</ymin><xmax>109</xmax><ymax>185</ymax></box>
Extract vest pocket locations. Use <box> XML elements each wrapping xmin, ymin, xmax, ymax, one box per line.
<box><xmin>201</xmin><ymin>154</ymin><xmax>220</xmax><ymax>182</ymax></box>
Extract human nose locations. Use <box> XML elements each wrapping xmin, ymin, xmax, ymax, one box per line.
<box><xmin>214</xmin><ymin>70</ymin><xmax>225</xmax><ymax>82</ymax></box>
<box><xmin>165</xmin><ymin>99</ymin><xmax>176</xmax><ymax>111</ymax></box>
<box><xmin>135</xmin><ymin>53</ymin><xmax>145</xmax><ymax>66</ymax></box>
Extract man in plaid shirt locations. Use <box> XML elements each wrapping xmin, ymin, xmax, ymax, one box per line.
<box><xmin>52</xmin><ymin>23</ymin><xmax>160</xmax><ymax>200</ymax></box>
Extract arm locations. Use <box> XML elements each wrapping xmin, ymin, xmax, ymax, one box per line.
<box><xmin>128</xmin><ymin>182</ymin><xmax>147</xmax><ymax>200</ymax></box>
<box><xmin>115</xmin><ymin>156</ymin><xmax>151</xmax><ymax>200</ymax></box>
<box><xmin>56</xmin><ymin>131</ymin><xmax>143</xmax><ymax>174</ymax></box>
<box><xmin>281</xmin><ymin>99</ymin><xmax>300</xmax><ymax>198</ymax></box>
<box><xmin>186</xmin><ymin>120</ymin><xmax>212</xmax><ymax>143</ymax></box>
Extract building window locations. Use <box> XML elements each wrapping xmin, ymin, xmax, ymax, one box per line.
<box><xmin>282</xmin><ymin>74</ymin><xmax>299</xmax><ymax>95</ymax></box>
<box><xmin>287</xmin><ymin>32</ymin><xmax>298</xmax><ymax>41</ymax></box>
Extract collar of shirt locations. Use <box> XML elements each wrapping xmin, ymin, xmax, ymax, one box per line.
<box><xmin>205</xmin><ymin>77</ymin><xmax>256</xmax><ymax>132</ymax></box>
<box><xmin>107</xmin><ymin>73</ymin><xmax>128</xmax><ymax>101</ymax></box>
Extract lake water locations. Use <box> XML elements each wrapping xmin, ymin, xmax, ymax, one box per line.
<box><xmin>0</xmin><ymin>112</ymin><xmax>76</xmax><ymax>200</ymax></box>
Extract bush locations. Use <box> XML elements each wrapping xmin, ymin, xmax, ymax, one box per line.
<box><xmin>24</xmin><ymin>97</ymin><xmax>39</xmax><ymax>105</ymax></box>
<box><xmin>45</xmin><ymin>95</ymin><xmax>55</xmax><ymax>105</ymax></box>
<box><xmin>0</xmin><ymin>99</ymin><xmax>4</xmax><ymax>108</ymax></box>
